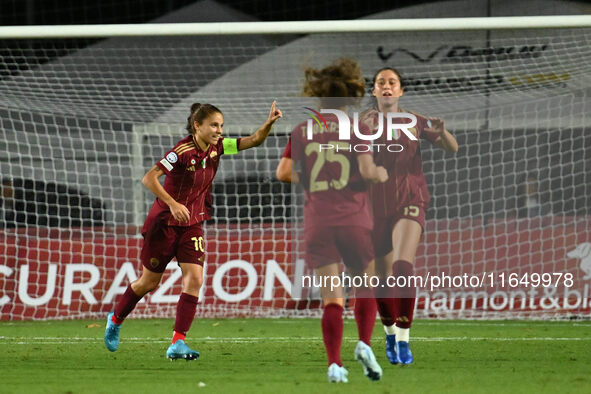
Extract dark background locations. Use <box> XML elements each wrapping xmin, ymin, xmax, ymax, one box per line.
<box><xmin>0</xmin><ymin>0</ymin><xmax>434</xmax><ymax>25</ymax></box>
<box><xmin>0</xmin><ymin>0</ymin><xmax>589</xmax><ymax>225</ymax></box>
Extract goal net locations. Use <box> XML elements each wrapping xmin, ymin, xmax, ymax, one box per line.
<box><xmin>0</xmin><ymin>18</ymin><xmax>590</xmax><ymax>320</ymax></box>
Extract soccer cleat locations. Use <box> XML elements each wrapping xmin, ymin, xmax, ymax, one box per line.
<box><xmin>166</xmin><ymin>339</ymin><xmax>200</xmax><ymax>361</ymax></box>
<box><xmin>354</xmin><ymin>341</ymin><xmax>382</xmax><ymax>381</ymax></box>
<box><xmin>104</xmin><ymin>311</ymin><xmax>121</xmax><ymax>352</ymax></box>
<box><xmin>327</xmin><ymin>363</ymin><xmax>349</xmax><ymax>383</ymax></box>
<box><xmin>385</xmin><ymin>334</ymin><xmax>398</xmax><ymax>364</ymax></box>
<box><xmin>396</xmin><ymin>341</ymin><xmax>414</xmax><ymax>364</ymax></box>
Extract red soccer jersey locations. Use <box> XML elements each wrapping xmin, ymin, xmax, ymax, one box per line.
<box><xmin>143</xmin><ymin>135</ymin><xmax>239</xmax><ymax>229</ymax></box>
<box><xmin>362</xmin><ymin>109</ymin><xmax>440</xmax><ymax>218</ymax></box>
<box><xmin>284</xmin><ymin>114</ymin><xmax>373</xmax><ymax>230</ymax></box>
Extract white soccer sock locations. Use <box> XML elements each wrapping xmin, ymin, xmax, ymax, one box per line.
<box><xmin>397</xmin><ymin>327</ymin><xmax>410</xmax><ymax>342</ymax></box>
<box><xmin>383</xmin><ymin>324</ymin><xmax>396</xmax><ymax>335</ymax></box>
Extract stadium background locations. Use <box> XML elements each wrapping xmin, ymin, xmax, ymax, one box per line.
<box><xmin>0</xmin><ymin>0</ymin><xmax>590</xmax><ymax>320</ymax></box>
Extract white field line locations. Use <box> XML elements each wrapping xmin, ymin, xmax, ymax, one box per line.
<box><xmin>269</xmin><ymin>320</ymin><xmax>591</xmax><ymax>327</ymax></box>
<box><xmin>3</xmin><ymin>321</ymin><xmax>589</xmax><ymax>327</ymax></box>
<box><xmin>0</xmin><ymin>336</ymin><xmax>590</xmax><ymax>345</ymax></box>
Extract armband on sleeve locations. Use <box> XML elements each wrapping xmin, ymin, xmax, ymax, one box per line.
<box><xmin>222</xmin><ymin>138</ymin><xmax>239</xmax><ymax>155</ymax></box>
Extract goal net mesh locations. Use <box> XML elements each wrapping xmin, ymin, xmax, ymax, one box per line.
<box><xmin>0</xmin><ymin>26</ymin><xmax>590</xmax><ymax>320</ymax></box>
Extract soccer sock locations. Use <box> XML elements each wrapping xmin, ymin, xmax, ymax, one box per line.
<box><xmin>173</xmin><ymin>293</ymin><xmax>199</xmax><ymax>342</ymax></box>
<box><xmin>172</xmin><ymin>331</ymin><xmax>186</xmax><ymax>344</ymax></box>
<box><xmin>397</xmin><ymin>327</ymin><xmax>410</xmax><ymax>342</ymax></box>
<box><xmin>376</xmin><ymin>277</ymin><xmax>397</xmax><ymax>327</ymax></box>
<box><xmin>113</xmin><ymin>285</ymin><xmax>143</xmax><ymax>324</ymax></box>
<box><xmin>392</xmin><ymin>260</ymin><xmax>416</xmax><ymax>330</ymax></box>
<box><xmin>376</xmin><ymin>297</ymin><xmax>396</xmax><ymax>327</ymax></box>
<box><xmin>383</xmin><ymin>324</ymin><xmax>396</xmax><ymax>336</ymax></box>
<box><xmin>321</xmin><ymin>303</ymin><xmax>344</xmax><ymax>366</ymax></box>
<box><xmin>354</xmin><ymin>288</ymin><xmax>377</xmax><ymax>346</ymax></box>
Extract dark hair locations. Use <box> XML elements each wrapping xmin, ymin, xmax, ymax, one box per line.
<box><xmin>186</xmin><ymin>103</ymin><xmax>223</xmax><ymax>134</ymax></box>
<box><xmin>368</xmin><ymin>67</ymin><xmax>405</xmax><ymax>110</ymax></box>
<box><xmin>302</xmin><ymin>58</ymin><xmax>365</xmax><ymax>99</ymax></box>
<box><xmin>371</xmin><ymin>67</ymin><xmax>405</xmax><ymax>91</ymax></box>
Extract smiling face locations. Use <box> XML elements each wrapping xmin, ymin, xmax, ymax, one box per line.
<box><xmin>194</xmin><ymin>112</ymin><xmax>224</xmax><ymax>148</ymax></box>
<box><xmin>372</xmin><ymin>69</ymin><xmax>404</xmax><ymax>110</ymax></box>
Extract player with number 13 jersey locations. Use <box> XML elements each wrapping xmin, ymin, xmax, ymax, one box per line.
<box><xmin>362</xmin><ymin>67</ymin><xmax>458</xmax><ymax>366</ymax></box>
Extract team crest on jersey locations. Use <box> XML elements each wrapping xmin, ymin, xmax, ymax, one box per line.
<box><xmin>187</xmin><ymin>166</ymin><xmax>196</xmax><ymax>172</ymax></box>
<box><xmin>209</xmin><ymin>151</ymin><xmax>218</xmax><ymax>159</ymax></box>
<box><xmin>166</xmin><ymin>152</ymin><xmax>178</xmax><ymax>163</ymax></box>
<box><xmin>150</xmin><ymin>257</ymin><xmax>160</xmax><ymax>268</ymax></box>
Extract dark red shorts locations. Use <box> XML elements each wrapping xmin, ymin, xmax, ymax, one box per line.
<box><xmin>373</xmin><ymin>203</ymin><xmax>427</xmax><ymax>258</ymax></box>
<box><xmin>140</xmin><ymin>219</ymin><xmax>205</xmax><ymax>273</ymax></box>
<box><xmin>305</xmin><ymin>225</ymin><xmax>374</xmax><ymax>272</ymax></box>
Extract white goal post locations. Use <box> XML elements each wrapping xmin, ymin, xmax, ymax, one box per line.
<box><xmin>0</xmin><ymin>15</ymin><xmax>590</xmax><ymax>320</ymax></box>
<box><xmin>0</xmin><ymin>15</ymin><xmax>590</xmax><ymax>38</ymax></box>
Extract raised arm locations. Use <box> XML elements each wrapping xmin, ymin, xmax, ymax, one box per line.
<box><xmin>238</xmin><ymin>101</ymin><xmax>283</xmax><ymax>151</ymax></box>
<box><xmin>426</xmin><ymin>117</ymin><xmax>458</xmax><ymax>154</ymax></box>
<box><xmin>142</xmin><ymin>166</ymin><xmax>190</xmax><ymax>223</ymax></box>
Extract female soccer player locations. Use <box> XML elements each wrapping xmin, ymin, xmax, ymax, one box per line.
<box><xmin>276</xmin><ymin>58</ymin><xmax>388</xmax><ymax>383</ymax></box>
<box><xmin>364</xmin><ymin>67</ymin><xmax>458</xmax><ymax>364</ymax></box>
<box><xmin>105</xmin><ymin>101</ymin><xmax>282</xmax><ymax>360</ymax></box>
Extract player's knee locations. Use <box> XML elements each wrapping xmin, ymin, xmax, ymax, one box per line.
<box><xmin>133</xmin><ymin>275</ymin><xmax>161</xmax><ymax>295</ymax></box>
<box><xmin>183</xmin><ymin>273</ymin><xmax>203</xmax><ymax>293</ymax></box>
<box><xmin>145</xmin><ymin>278</ymin><xmax>161</xmax><ymax>292</ymax></box>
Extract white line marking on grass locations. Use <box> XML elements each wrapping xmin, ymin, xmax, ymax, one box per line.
<box><xmin>269</xmin><ymin>320</ymin><xmax>591</xmax><ymax>327</ymax></box>
<box><xmin>418</xmin><ymin>321</ymin><xmax>591</xmax><ymax>327</ymax></box>
<box><xmin>0</xmin><ymin>336</ymin><xmax>590</xmax><ymax>345</ymax></box>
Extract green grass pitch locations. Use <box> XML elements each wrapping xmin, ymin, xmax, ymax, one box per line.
<box><xmin>1</xmin><ymin>318</ymin><xmax>590</xmax><ymax>393</ymax></box>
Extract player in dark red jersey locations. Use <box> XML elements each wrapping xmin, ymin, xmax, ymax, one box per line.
<box><xmin>363</xmin><ymin>67</ymin><xmax>458</xmax><ymax>364</ymax></box>
<box><xmin>105</xmin><ymin>101</ymin><xmax>282</xmax><ymax>360</ymax></box>
<box><xmin>276</xmin><ymin>58</ymin><xmax>388</xmax><ymax>383</ymax></box>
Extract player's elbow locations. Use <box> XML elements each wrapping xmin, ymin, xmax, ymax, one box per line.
<box><xmin>141</xmin><ymin>171</ymin><xmax>156</xmax><ymax>188</ymax></box>
<box><xmin>276</xmin><ymin>158</ymin><xmax>293</xmax><ymax>183</ymax></box>
<box><xmin>276</xmin><ymin>167</ymin><xmax>290</xmax><ymax>183</ymax></box>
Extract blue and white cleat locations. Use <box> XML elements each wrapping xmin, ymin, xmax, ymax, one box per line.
<box><xmin>166</xmin><ymin>340</ymin><xmax>200</xmax><ymax>361</ymax></box>
<box><xmin>104</xmin><ymin>311</ymin><xmax>121</xmax><ymax>352</ymax></box>
<box><xmin>385</xmin><ymin>334</ymin><xmax>398</xmax><ymax>364</ymax></box>
<box><xmin>327</xmin><ymin>363</ymin><xmax>349</xmax><ymax>383</ymax></box>
<box><xmin>396</xmin><ymin>341</ymin><xmax>414</xmax><ymax>364</ymax></box>
<box><xmin>354</xmin><ymin>341</ymin><xmax>382</xmax><ymax>381</ymax></box>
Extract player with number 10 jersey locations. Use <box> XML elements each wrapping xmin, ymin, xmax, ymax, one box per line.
<box><xmin>105</xmin><ymin>101</ymin><xmax>282</xmax><ymax>361</ymax></box>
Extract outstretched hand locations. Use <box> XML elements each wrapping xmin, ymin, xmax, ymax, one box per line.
<box><xmin>267</xmin><ymin>101</ymin><xmax>283</xmax><ymax>125</ymax></box>
<box><xmin>425</xmin><ymin>117</ymin><xmax>445</xmax><ymax>136</ymax></box>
